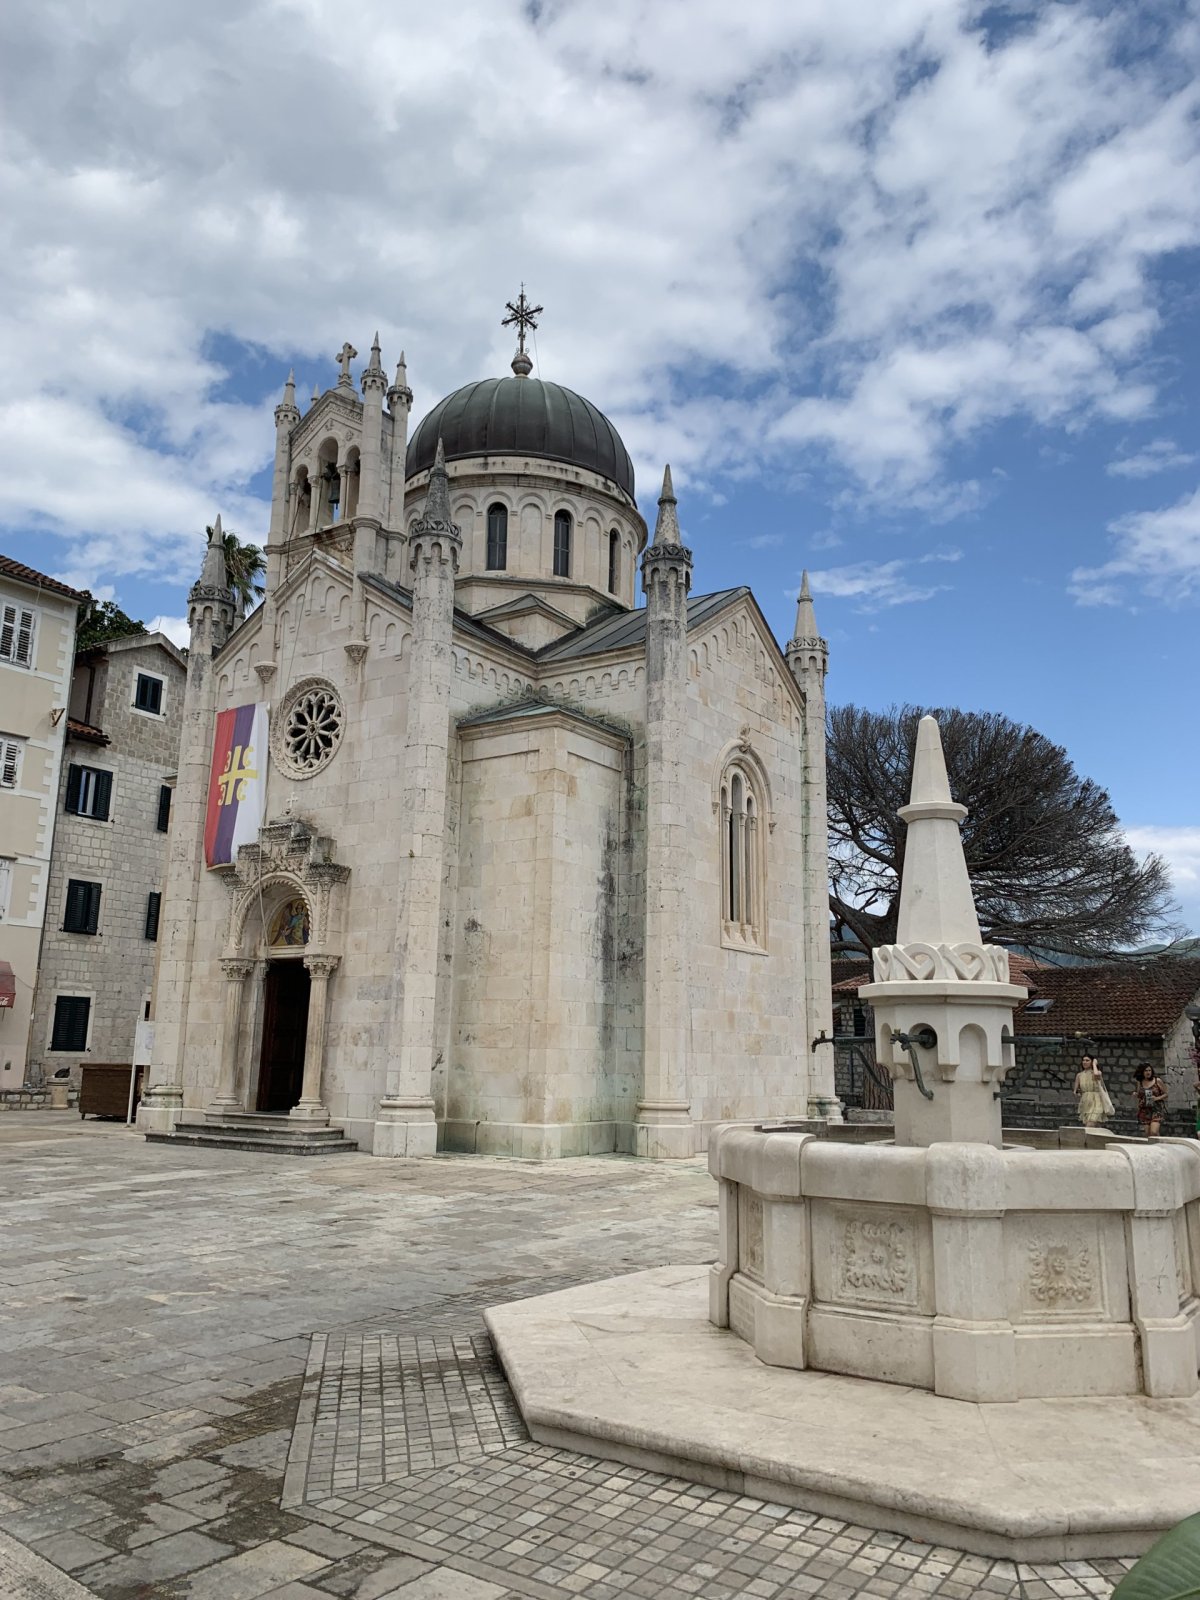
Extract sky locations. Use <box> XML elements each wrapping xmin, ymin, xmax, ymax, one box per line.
<box><xmin>1</xmin><ymin>0</ymin><xmax>1198</xmax><ymax>934</ymax></box>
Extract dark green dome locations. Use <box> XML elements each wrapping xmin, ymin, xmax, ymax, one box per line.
<box><xmin>406</xmin><ymin>376</ymin><xmax>635</xmax><ymax>500</ymax></box>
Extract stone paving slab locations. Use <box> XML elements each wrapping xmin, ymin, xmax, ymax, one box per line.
<box><xmin>486</xmin><ymin>1264</ymin><xmax>1200</xmax><ymax>1562</ymax></box>
<box><xmin>0</xmin><ymin>1114</ymin><xmax>1142</xmax><ymax>1598</ymax></box>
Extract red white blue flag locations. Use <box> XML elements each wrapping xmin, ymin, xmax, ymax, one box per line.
<box><xmin>204</xmin><ymin>703</ymin><xmax>268</xmax><ymax>868</ymax></box>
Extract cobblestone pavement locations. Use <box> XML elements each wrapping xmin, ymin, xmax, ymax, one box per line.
<box><xmin>0</xmin><ymin>1114</ymin><xmax>1135</xmax><ymax>1599</ymax></box>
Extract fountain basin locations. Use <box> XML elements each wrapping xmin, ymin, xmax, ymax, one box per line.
<box><xmin>709</xmin><ymin>1123</ymin><xmax>1200</xmax><ymax>1401</ymax></box>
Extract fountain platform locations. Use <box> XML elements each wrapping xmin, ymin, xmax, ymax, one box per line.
<box><xmin>487</xmin><ymin>1263</ymin><xmax>1200</xmax><ymax>1561</ymax></box>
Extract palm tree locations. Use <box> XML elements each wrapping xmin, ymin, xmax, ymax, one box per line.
<box><xmin>206</xmin><ymin>526</ymin><xmax>266</xmax><ymax>618</ymax></box>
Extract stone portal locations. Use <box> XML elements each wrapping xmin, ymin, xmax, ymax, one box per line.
<box><xmin>257</xmin><ymin>959</ymin><xmax>310</xmax><ymax>1112</ymax></box>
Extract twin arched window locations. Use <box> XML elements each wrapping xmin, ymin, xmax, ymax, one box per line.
<box><xmin>486</xmin><ymin>503</ymin><xmax>508</xmax><ymax>570</ymax></box>
<box><xmin>553</xmin><ymin>511</ymin><xmax>572</xmax><ymax>577</ymax></box>
<box><xmin>721</xmin><ymin>763</ymin><xmax>766</xmax><ymax>950</ymax></box>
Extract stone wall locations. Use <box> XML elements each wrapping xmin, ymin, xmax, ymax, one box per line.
<box><xmin>28</xmin><ymin>638</ymin><xmax>184</xmax><ymax>1084</ymax></box>
<box><xmin>1000</xmin><ymin>1037</ymin><xmax>1193</xmax><ymax>1138</ymax></box>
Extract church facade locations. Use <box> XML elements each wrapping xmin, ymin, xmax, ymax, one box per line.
<box><xmin>137</xmin><ymin>320</ymin><xmax>835</xmax><ymax>1157</ymax></box>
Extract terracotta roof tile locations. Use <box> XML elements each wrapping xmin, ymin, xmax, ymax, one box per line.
<box><xmin>0</xmin><ymin>554</ymin><xmax>87</xmax><ymax>603</ymax></box>
<box><xmin>67</xmin><ymin>718</ymin><xmax>109</xmax><ymax>746</ymax></box>
<box><xmin>1012</xmin><ymin>957</ymin><xmax>1200</xmax><ymax>1039</ymax></box>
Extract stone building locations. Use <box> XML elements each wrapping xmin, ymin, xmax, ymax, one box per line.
<box><xmin>138</xmin><ymin>318</ymin><xmax>835</xmax><ymax>1157</ymax></box>
<box><xmin>27</xmin><ymin>633</ymin><xmax>186</xmax><ymax>1085</ymax></box>
<box><xmin>0</xmin><ymin>555</ymin><xmax>85</xmax><ymax>1090</ymax></box>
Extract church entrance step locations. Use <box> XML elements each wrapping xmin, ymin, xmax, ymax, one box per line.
<box><xmin>148</xmin><ymin>1119</ymin><xmax>358</xmax><ymax>1156</ymax></box>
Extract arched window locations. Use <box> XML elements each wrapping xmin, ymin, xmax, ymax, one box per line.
<box><xmin>342</xmin><ymin>448</ymin><xmax>360</xmax><ymax>520</ymax></box>
<box><xmin>720</xmin><ymin>761</ymin><xmax>766</xmax><ymax>950</ymax></box>
<box><xmin>315</xmin><ymin>439</ymin><xmax>339</xmax><ymax>527</ymax></box>
<box><xmin>553</xmin><ymin>510</ymin><xmax>572</xmax><ymax>577</ymax></box>
<box><xmin>486</xmin><ymin>503</ymin><xmax>508</xmax><ymax>570</ymax></box>
<box><xmin>292</xmin><ymin>467</ymin><xmax>312</xmax><ymax>533</ymax></box>
<box><xmin>608</xmin><ymin>528</ymin><xmax>620</xmax><ymax>593</ymax></box>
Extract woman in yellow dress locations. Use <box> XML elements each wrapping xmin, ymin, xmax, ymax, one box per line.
<box><xmin>1074</xmin><ymin>1054</ymin><xmax>1113</xmax><ymax>1127</ymax></box>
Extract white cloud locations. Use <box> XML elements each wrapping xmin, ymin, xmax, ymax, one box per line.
<box><xmin>1124</xmin><ymin>825</ymin><xmax>1200</xmax><ymax>937</ymax></box>
<box><xmin>1070</xmin><ymin>487</ymin><xmax>1200</xmax><ymax>605</ymax></box>
<box><xmin>806</xmin><ymin>549</ymin><xmax>960</xmax><ymax>608</ymax></box>
<box><xmin>0</xmin><ymin>0</ymin><xmax>1196</xmax><ymax>592</ymax></box>
<box><xmin>145</xmin><ymin>614</ymin><xmax>190</xmax><ymax>649</ymax></box>
<box><xmin>1107</xmin><ymin>439</ymin><xmax>1197</xmax><ymax>479</ymax></box>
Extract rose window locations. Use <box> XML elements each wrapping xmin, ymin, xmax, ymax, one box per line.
<box><xmin>274</xmin><ymin>680</ymin><xmax>344</xmax><ymax>778</ymax></box>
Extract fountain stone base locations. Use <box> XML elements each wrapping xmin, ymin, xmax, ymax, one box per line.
<box><xmin>709</xmin><ymin>1124</ymin><xmax>1200</xmax><ymax>1402</ymax></box>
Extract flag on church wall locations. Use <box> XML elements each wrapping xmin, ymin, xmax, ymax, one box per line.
<box><xmin>204</xmin><ymin>703</ymin><xmax>268</xmax><ymax>868</ymax></box>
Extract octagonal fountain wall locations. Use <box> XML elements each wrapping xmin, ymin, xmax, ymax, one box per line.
<box><xmin>709</xmin><ymin>717</ymin><xmax>1200</xmax><ymax>1402</ymax></box>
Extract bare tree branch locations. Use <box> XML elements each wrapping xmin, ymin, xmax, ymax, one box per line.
<box><xmin>827</xmin><ymin>704</ymin><xmax>1181</xmax><ymax>957</ymax></box>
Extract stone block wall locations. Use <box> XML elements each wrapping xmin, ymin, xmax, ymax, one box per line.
<box><xmin>1000</xmin><ymin>1036</ymin><xmax>1194</xmax><ymax>1138</ymax></box>
<box><xmin>28</xmin><ymin>640</ymin><xmax>184</xmax><ymax>1083</ymax></box>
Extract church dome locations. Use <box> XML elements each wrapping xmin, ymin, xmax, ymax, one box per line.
<box><xmin>406</xmin><ymin>376</ymin><xmax>635</xmax><ymax>501</ymax></box>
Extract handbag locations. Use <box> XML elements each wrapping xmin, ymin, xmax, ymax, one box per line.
<box><xmin>1099</xmin><ymin>1083</ymin><xmax>1115</xmax><ymax>1118</ymax></box>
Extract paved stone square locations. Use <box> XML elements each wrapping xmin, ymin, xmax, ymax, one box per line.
<box><xmin>0</xmin><ymin>1115</ymin><xmax>1136</xmax><ymax>1598</ymax></box>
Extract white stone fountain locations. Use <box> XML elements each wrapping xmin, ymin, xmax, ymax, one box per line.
<box><xmin>488</xmin><ymin>718</ymin><xmax>1200</xmax><ymax>1558</ymax></box>
<box><xmin>709</xmin><ymin>717</ymin><xmax>1200</xmax><ymax>1402</ymax></box>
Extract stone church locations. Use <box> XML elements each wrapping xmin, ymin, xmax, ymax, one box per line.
<box><xmin>138</xmin><ymin>308</ymin><xmax>835</xmax><ymax>1157</ymax></box>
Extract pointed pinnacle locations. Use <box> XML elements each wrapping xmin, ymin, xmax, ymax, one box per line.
<box><xmin>653</xmin><ymin>464</ymin><xmax>680</xmax><ymax>545</ymax></box>
<box><xmin>908</xmin><ymin>714</ymin><xmax>954</xmax><ymax>807</ymax></box>
<box><xmin>794</xmin><ymin>570</ymin><xmax>817</xmax><ymax>639</ymax></box>
<box><xmin>212</xmin><ymin>513</ymin><xmax>223</xmax><ymax>540</ymax></box>
<box><xmin>411</xmin><ymin>435</ymin><xmax>460</xmax><ymax>543</ymax></box>
<box><xmin>425</xmin><ymin>438</ymin><xmax>452</xmax><ymax>520</ymax></box>
<box><xmin>372</xmin><ymin>331</ymin><xmax>380</xmax><ymax>349</ymax></box>
<box><xmin>311</xmin><ymin>382</ymin><xmax>320</xmax><ymax>402</ymax></box>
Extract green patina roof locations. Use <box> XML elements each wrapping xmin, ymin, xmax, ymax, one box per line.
<box><xmin>406</xmin><ymin>377</ymin><xmax>635</xmax><ymax>501</ymax></box>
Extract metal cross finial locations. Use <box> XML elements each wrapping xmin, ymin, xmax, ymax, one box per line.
<box><xmin>501</xmin><ymin>286</ymin><xmax>543</xmax><ymax>355</ymax></box>
<box><xmin>335</xmin><ymin>342</ymin><xmax>357</xmax><ymax>386</ymax></box>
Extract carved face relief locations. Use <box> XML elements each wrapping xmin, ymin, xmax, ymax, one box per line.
<box><xmin>1013</xmin><ymin>1218</ymin><xmax>1106</xmax><ymax>1320</ymax></box>
<box><xmin>837</xmin><ymin>1214</ymin><xmax>918</xmax><ymax>1308</ymax></box>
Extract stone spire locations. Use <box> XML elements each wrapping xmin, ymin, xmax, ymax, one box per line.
<box><xmin>389</xmin><ymin>352</ymin><xmax>410</xmax><ymax>406</ymax></box>
<box><xmin>193</xmin><ymin>515</ymin><xmax>233</xmax><ymax>602</ymax></box>
<box><xmin>363</xmin><ymin>333</ymin><xmax>384</xmax><ymax>384</ymax></box>
<box><xmin>895</xmin><ymin>717</ymin><xmax>981</xmax><ymax>948</ymax></box>
<box><xmin>411</xmin><ymin>438</ymin><xmax>461</xmax><ymax>545</ymax></box>
<box><xmin>386</xmin><ymin>352</ymin><xmax>413</xmax><ymax>528</ymax></box>
<box><xmin>861</xmin><ymin>714</ymin><xmax>1027</xmax><ymax>1148</ymax></box>
<box><xmin>653</xmin><ymin>465</ymin><xmax>681</xmax><ymax>545</ymax></box>
<box><xmin>788</xmin><ymin>569</ymin><xmax>828</xmax><ymax>674</ymax></box>
<box><xmin>278</xmin><ymin>369</ymin><xmax>298</xmax><ymax>415</ymax></box>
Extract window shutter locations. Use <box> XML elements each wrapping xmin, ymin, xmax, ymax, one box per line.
<box><xmin>51</xmin><ymin>995</ymin><xmax>90</xmax><ymax>1053</ymax></box>
<box><xmin>16</xmin><ymin>608</ymin><xmax>34</xmax><ymax>666</ymax></box>
<box><xmin>0</xmin><ymin>603</ymin><xmax>14</xmax><ymax>659</ymax></box>
<box><xmin>93</xmin><ymin>770</ymin><xmax>112</xmax><ymax>822</ymax></box>
<box><xmin>64</xmin><ymin>879</ymin><xmax>101</xmax><ymax>934</ymax></box>
<box><xmin>145</xmin><ymin>891</ymin><xmax>162</xmax><ymax>941</ymax></box>
<box><xmin>64</xmin><ymin>880</ymin><xmax>87</xmax><ymax>932</ymax></box>
<box><xmin>65</xmin><ymin>763</ymin><xmax>83</xmax><ymax>813</ymax></box>
<box><xmin>1</xmin><ymin>740</ymin><xmax>19</xmax><ymax>789</ymax></box>
<box><xmin>156</xmin><ymin>785</ymin><xmax>171</xmax><ymax>833</ymax></box>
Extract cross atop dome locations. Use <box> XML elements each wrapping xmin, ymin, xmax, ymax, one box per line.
<box><xmin>502</xmin><ymin>285</ymin><xmax>542</xmax><ymax>377</ymax></box>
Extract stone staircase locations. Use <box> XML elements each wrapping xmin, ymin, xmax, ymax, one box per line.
<box><xmin>146</xmin><ymin>1110</ymin><xmax>359</xmax><ymax>1156</ymax></box>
